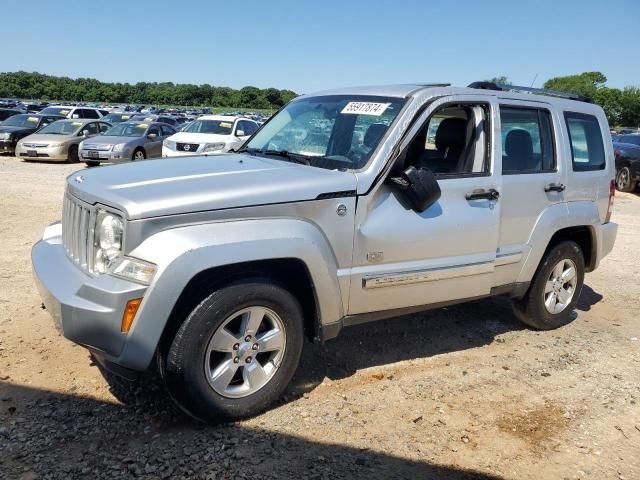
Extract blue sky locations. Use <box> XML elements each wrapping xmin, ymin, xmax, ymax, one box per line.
<box><xmin>3</xmin><ymin>0</ymin><xmax>639</xmax><ymax>93</ymax></box>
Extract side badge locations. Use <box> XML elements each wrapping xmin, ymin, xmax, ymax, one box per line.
<box><xmin>336</xmin><ymin>204</ymin><xmax>347</xmax><ymax>216</ymax></box>
<box><xmin>367</xmin><ymin>252</ymin><xmax>384</xmax><ymax>263</ymax></box>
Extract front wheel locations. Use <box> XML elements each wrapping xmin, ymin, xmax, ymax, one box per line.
<box><xmin>67</xmin><ymin>145</ymin><xmax>79</xmax><ymax>163</ymax></box>
<box><xmin>616</xmin><ymin>166</ymin><xmax>637</xmax><ymax>192</ymax></box>
<box><xmin>132</xmin><ymin>149</ymin><xmax>146</xmax><ymax>161</ymax></box>
<box><xmin>512</xmin><ymin>241</ymin><xmax>585</xmax><ymax>330</ymax></box>
<box><xmin>162</xmin><ymin>279</ymin><xmax>304</xmax><ymax>422</ymax></box>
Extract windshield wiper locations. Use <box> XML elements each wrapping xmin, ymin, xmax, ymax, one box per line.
<box><xmin>247</xmin><ymin>148</ymin><xmax>312</xmax><ymax>166</ymax></box>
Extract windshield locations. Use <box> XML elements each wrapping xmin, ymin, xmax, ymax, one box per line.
<box><xmin>102</xmin><ymin>113</ymin><xmax>133</xmax><ymax>123</ymax></box>
<box><xmin>104</xmin><ymin>122</ymin><xmax>148</xmax><ymax>137</ymax></box>
<box><xmin>184</xmin><ymin>119</ymin><xmax>234</xmax><ymax>135</ymax></box>
<box><xmin>2</xmin><ymin>115</ymin><xmax>41</xmax><ymax>128</ymax></box>
<box><xmin>38</xmin><ymin>121</ymin><xmax>83</xmax><ymax>135</ymax></box>
<box><xmin>245</xmin><ymin>95</ymin><xmax>405</xmax><ymax>170</ymax></box>
<box><xmin>40</xmin><ymin>107</ymin><xmax>72</xmax><ymax>117</ymax></box>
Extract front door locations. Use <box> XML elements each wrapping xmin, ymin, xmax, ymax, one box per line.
<box><xmin>347</xmin><ymin>96</ymin><xmax>502</xmax><ymax>315</ymax></box>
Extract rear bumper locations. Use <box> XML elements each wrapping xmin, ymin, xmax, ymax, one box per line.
<box><xmin>32</xmin><ymin>223</ymin><xmax>149</xmax><ymax>369</ymax></box>
<box><xmin>593</xmin><ymin>222</ymin><xmax>618</xmax><ymax>269</ymax></box>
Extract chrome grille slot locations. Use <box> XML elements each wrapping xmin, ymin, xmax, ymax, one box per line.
<box><xmin>62</xmin><ymin>194</ymin><xmax>93</xmax><ymax>270</ymax></box>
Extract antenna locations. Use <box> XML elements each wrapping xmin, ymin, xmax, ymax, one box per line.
<box><xmin>530</xmin><ymin>73</ymin><xmax>538</xmax><ymax>88</ymax></box>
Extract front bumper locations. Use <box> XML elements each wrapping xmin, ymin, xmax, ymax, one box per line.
<box><xmin>0</xmin><ymin>140</ymin><xmax>15</xmax><ymax>153</ymax></box>
<box><xmin>162</xmin><ymin>146</ymin><xmax>226</xmax><ymax>158</ymax></box>
<box><xmin>16</xmin><ymin>144</ymin><xmax>68</xmax><ymax>161</ymax></box>
<box><xmin>80</xmin><ymin>148</ymin><xmax>130</xmax><ymax>163</ymax></box>
<box><xmin>32</xmin><ymin>223</ymin><xmax>148</xmax><ymax>368</ymax></box>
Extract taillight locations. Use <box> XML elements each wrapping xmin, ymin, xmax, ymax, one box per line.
<box><xmin>605</xmin><ymin>179</ymin><xmax>615</xmax><ymax>223</ymax></box>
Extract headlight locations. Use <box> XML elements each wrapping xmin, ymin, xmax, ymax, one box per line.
<box><xmin>0</xmin><ymin>132</ymin><xmax>13</xmax><ymax>141</ymax></box>
<box><xmin>203</xmin><ymin>142</ymin><xmax>225</xmax><ymax>152</ymax></box>
<box><xmin>111</xmin><ymin>257</ymin><xmax>157</xmax><ymax>285</ymax></box>
<box><xmin>112</xmin><ymin>143</ymin><xmax>127</xmax><ymax>152</ymax></box>
<box><xmin>93</xmin><ymin>209</ymin><xmax>124</xmax><ymax>274</ymax></box>
<box><xmin>163</xmin><ymin>139</ymin><xmax>176</xmax><ymax>150</ymax></box>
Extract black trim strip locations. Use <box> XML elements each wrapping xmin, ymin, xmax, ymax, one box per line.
<box><xmin>315</xmin><ymin>190</ymin><xmax>356</xmax><ymax>200</ymax></box>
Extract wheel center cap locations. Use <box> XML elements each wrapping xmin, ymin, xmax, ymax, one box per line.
<box><xmin>237</xmin><ymin>342</ymin><xmax>252</xmax><ymax>359</ymax></box>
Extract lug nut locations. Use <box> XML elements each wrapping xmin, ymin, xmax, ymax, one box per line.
<box><xmin>233</xmin><ymin>343</ymin><xmax>239</xmax><ymax>351</ymax></box>
<box><xmin>252</xmin><ymin>343</ymin><xmax>258</xmax><ymax>350</ymax></box>
<box><xmin>245</xmin><ymin>356</ymin><xmax>252</xmax><ymax>363</ymax></box>
<box><xmin>233</xmin><ymin>357</ymin><xmax>239</xmax><ymax>364</ymax></box>
<box><xmin>244</xmin><ymin>335</ymin><xmax>251</xmax><ymax>342</ymax></box>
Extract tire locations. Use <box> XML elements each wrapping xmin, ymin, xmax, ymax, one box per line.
<box><xmin>162</xmin><ymin>279</ymin><xmax>304</xmax><ymax>422</ymax></box>
<box><xmin>85</xmin><ymin>160</ymin><xmax>100</xmax><ymax>167</ymax></box>
<box><xmin>132</xmin><ymin>148</ymin><xmax>146</xmax><ymax>161</ymax></box>
<box><xmin>512</xmin><ymin>241</ymin><xmax>585</xmax><ymax>330</ymax></box>
<box><xmin>67</xmin><ymin>145</ymin><xmax>79</xmax><ymax>163</ymax></box>
<box><xmin>616</xmin><ymin>165</ymin><xmax>637</xmax><ymax>192</ymax></box>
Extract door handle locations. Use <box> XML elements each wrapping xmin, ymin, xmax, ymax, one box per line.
<box><xmin>465</xmin><ymin>188</ymin><xmax>500</xmax><ymax>201</ymax></box>
<box><xmin>544</xmin><ymin>183</ymin><xmax>566</xmax><ymax>192</ymax></box>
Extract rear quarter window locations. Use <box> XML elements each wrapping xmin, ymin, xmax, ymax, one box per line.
<box><xmin>564</xmin><ymin>112</ymin><xmax>606</xmax><ymax>171</ymax></box>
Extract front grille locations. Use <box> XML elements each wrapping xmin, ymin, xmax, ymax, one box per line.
<box><xmin>83</xmin><ymin>144</ymin><xmax>112</xmax><ymax>151</ymax></box>
<box><xmin>62</xmin><ymin>194</ymin><xmax>94</xmax><ymax>271</ymax></box>
<box><xmin>177</xmin><ymin>143</ymin><xmax>199</xmax><ymax>152</ymax></box>
<box><xmin>23</xmin><ymin>143</ymin><xmax>48</xmax><ymax>148</ymax></box>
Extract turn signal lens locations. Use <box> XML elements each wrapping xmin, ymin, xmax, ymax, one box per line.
<box><xmin>121</xmin><ymin>298</ymin><xmax>142</xmax><ymax>332</ymax></box>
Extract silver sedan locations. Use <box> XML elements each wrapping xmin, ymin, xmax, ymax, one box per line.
<box><xmin>79</xmin><ymin>121</ymin><xmax>176</xmax><ymax>166</ymax></box>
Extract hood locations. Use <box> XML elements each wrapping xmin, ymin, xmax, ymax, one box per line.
<box><xmin>66</xmin><ymin>153</ymin><xmax>357</xmax><ymax>220</ymax></box>
<box><xmin>0</xmin><ymin>125</ymin><xmax>36</xmax><ymax>135</ymax></box>
<box><xmin>21</xmin><ymin>133</ymin><xmax>74</xmax><ymax>144</ymax></box>
<box><xmin>83</xmin><ymin>135</ymin><xmax>142</xmax><ymax>146</ymax></box>
<box><xmin>169</xmin><ymin>132</ymin><xmax>231</xmax><ymax>143</ymax></box>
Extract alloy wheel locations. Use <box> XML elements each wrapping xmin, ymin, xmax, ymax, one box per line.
<box><xmin>544</xmin><ymin>259</ymin><xmax>578</xmax><ymax>314</ymax></box>
<box><xmin>204</xmin><ymin>306</ymin><xmax>286</xmax><ymax>398</ymax></box>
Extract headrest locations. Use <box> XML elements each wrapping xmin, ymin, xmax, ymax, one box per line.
<box><xmin>435</xmin><ymin>118</ymin><xmax>467</xmax><ymax>151</ymax></box>
<box><xmin>505</xmin><ymin>129</ymin><xmax>533</xmax><ymax>158</ymax></box>
<box><xmin>364</xmin><ymin>123</ymin><xmax>388</xmax><ymax>148</ymax></box>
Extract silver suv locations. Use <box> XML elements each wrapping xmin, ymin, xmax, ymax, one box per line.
<box><xmin>32</xmin><ymin>82</ymin><xmax>618</xmax><ymax>421</ymax></box>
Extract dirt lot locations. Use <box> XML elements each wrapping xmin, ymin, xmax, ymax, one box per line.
<box><xmin>1</xmin><ymin>156</ymin><xmax>639</xmax><ymax>480</ymax></box>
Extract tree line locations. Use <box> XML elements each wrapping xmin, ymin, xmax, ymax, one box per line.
<box><xmin>0</xmin><ymin>71</ymin><xmax>298</xmax><ymax>109</ymax></box>
<box><xmin>489</xmin><ymin>72</ymin><xmax>640</xmax><ymax>128</ymax></box>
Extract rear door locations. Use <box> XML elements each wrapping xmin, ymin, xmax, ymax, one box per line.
<box><xmin>495</xmin><ymin>100</ymin><xmax>566</xmax><ymax>286</ymax></box>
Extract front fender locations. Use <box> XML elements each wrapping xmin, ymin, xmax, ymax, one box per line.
<box><xmin>117</xmin><ymin>218</ymin><xmax>343</xmax><ymax>370</ymax></box>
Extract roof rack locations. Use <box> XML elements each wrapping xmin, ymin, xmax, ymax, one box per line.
<box><xmin>467</xmin><ymin>81</ymin><xmax>592</xmax><ymax>103</ymax></box>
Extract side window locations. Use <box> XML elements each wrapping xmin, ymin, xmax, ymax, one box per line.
<box><xmin>82</xmin><ymin>122</ymin><xmax>99</xmax><ymax>135</ymax></box>
<box><xmin>244</xmin><ymin>121</ymin><xmax>258</xmax><ymax>135</ymax></box>
<box><xmin>71</xmin><ymin>109</ymin><xmax>82</xmax><ymax>119</ymax></box>
<box><xmin>148</xmin><ymin>126</ymin><xmax>160</xmax><ymax>137</ymax></box>
<box><xmin>564</xmin><ymin>112</ymin><xmax>606</xmax><ymax>171</ymax></box>
<box><xmin>99</xmin><ymin>122</ymin><xmax>110</xmax><ymax>133</ymax></box>
<box><xmin>405</xmin><ymin>104</ymin><xmax>488</xmax><ymax>177</ymax></box>
<box><xmin>83</xmin><ymin>109</ymin><xmax>99</xmax><ymax>119</ymax></box>
<box><xmin>236</xmin><ymin>120</ymin><xmax>248</xmax><ymax>136</ymax></box>
<box><xmin>499</xmin><ymin>107</ymin><xmax>555</xmax><ymax>173</ymax></box>
<box><xmin>160</xmin><ymin>125</ymin><xmax>174</xmax><ymax>136</ymax></box>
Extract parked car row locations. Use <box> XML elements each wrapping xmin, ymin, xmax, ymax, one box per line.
<box><xmin>612</xmin><ymin>133</ymin><xmax>640</xmax><ymax>192</ymax></box>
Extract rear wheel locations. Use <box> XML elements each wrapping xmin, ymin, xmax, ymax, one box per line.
<box><xmin>512</xmin><ymin>241</ymin><xmax>585</xmax><ymax>330</ymax></box>
<box><xmin>132</xmin><ymin>149</ymin><xmax>146</xmax><ymax>161</ymax></box>
<box><xmin>616</xmin><ymin>166</ymin><xmax>636</xmax><ymax>192</ymax></box>
<box><xmin>162</xmin><ymin>279</ymin><xmax>304</xmax><ymax>422</ymax></box>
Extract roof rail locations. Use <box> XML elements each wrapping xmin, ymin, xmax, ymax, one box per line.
<box><xmin>417</xmin><ymin>83</ymin><xmax>451</xmax><ymax>87</ymax></box>
<box><xmin>467</xmin><ymin>81</ymin><xmax>592</xmax><ymax>103</ymax></box>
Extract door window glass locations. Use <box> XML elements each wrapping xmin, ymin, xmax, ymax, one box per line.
<box><xmin>500</xmin><ymin>107</ymin><xmax>555</xmax><ymax>173</ymax></box>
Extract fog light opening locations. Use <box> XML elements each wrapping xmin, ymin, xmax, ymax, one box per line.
<box><xmin>121</xmin><ymin>298</ymin><xmax>143</xmax><ymax>333</ymax></box>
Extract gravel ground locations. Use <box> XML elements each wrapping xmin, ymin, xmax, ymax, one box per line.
<box><xmin>0</xmin><ymin>156</ymin><xmax>639</xmax><ymax>480</ymax></box>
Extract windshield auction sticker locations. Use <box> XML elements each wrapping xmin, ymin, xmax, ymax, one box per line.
<box><xmin>341</xmin><ymin>102</ymin><xmax>391</xmax><ymax>116</ymax></box>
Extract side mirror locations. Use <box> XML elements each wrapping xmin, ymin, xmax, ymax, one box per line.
<box><xmin>389</xmin><ymin>166</ymin><xmax>441</xmax><ymax>212</ymax></box>
<box><xmin>81</xmin><ymin>130</ymin><xmax>88</xmax><ymax>137</ymax></box>
<box><xmin>147</xmin><ymin>133</ymin><xmax>158</xmax><ymax>140</ymax></box>
<box><xmin>236</xmin><ymin>129</ymin><xmax>245</xmax><ymax>137</ymax></box>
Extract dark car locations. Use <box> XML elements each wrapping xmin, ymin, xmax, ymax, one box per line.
<box><xmin>101</xmin><ymin>112</ymin><xmax>137</xmax><ymax>124</ymax></box>
<box><xmin>0</xmin><ymin>108</ymin><xmax>22</xmax><ymax>122</ymax></box>
<box><xmin>613</xmin><ymin>134</ymin><xmax>640</xmax><ymax>192</ymax></box>
<box><xmin>0</xmin><ymin>114</ymin><xmax>64</xmax><ymax>154</ymax></box>
<box><xmin>130</xmin><ymin>114</ymin><xmax>178</xmax><ymax>126</ymax></box>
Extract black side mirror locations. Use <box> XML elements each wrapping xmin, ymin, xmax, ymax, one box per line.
<box><xmin>389</xmin><ymin>166</ymin><xmax>441</xmax><ymax>212</ymax></box>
